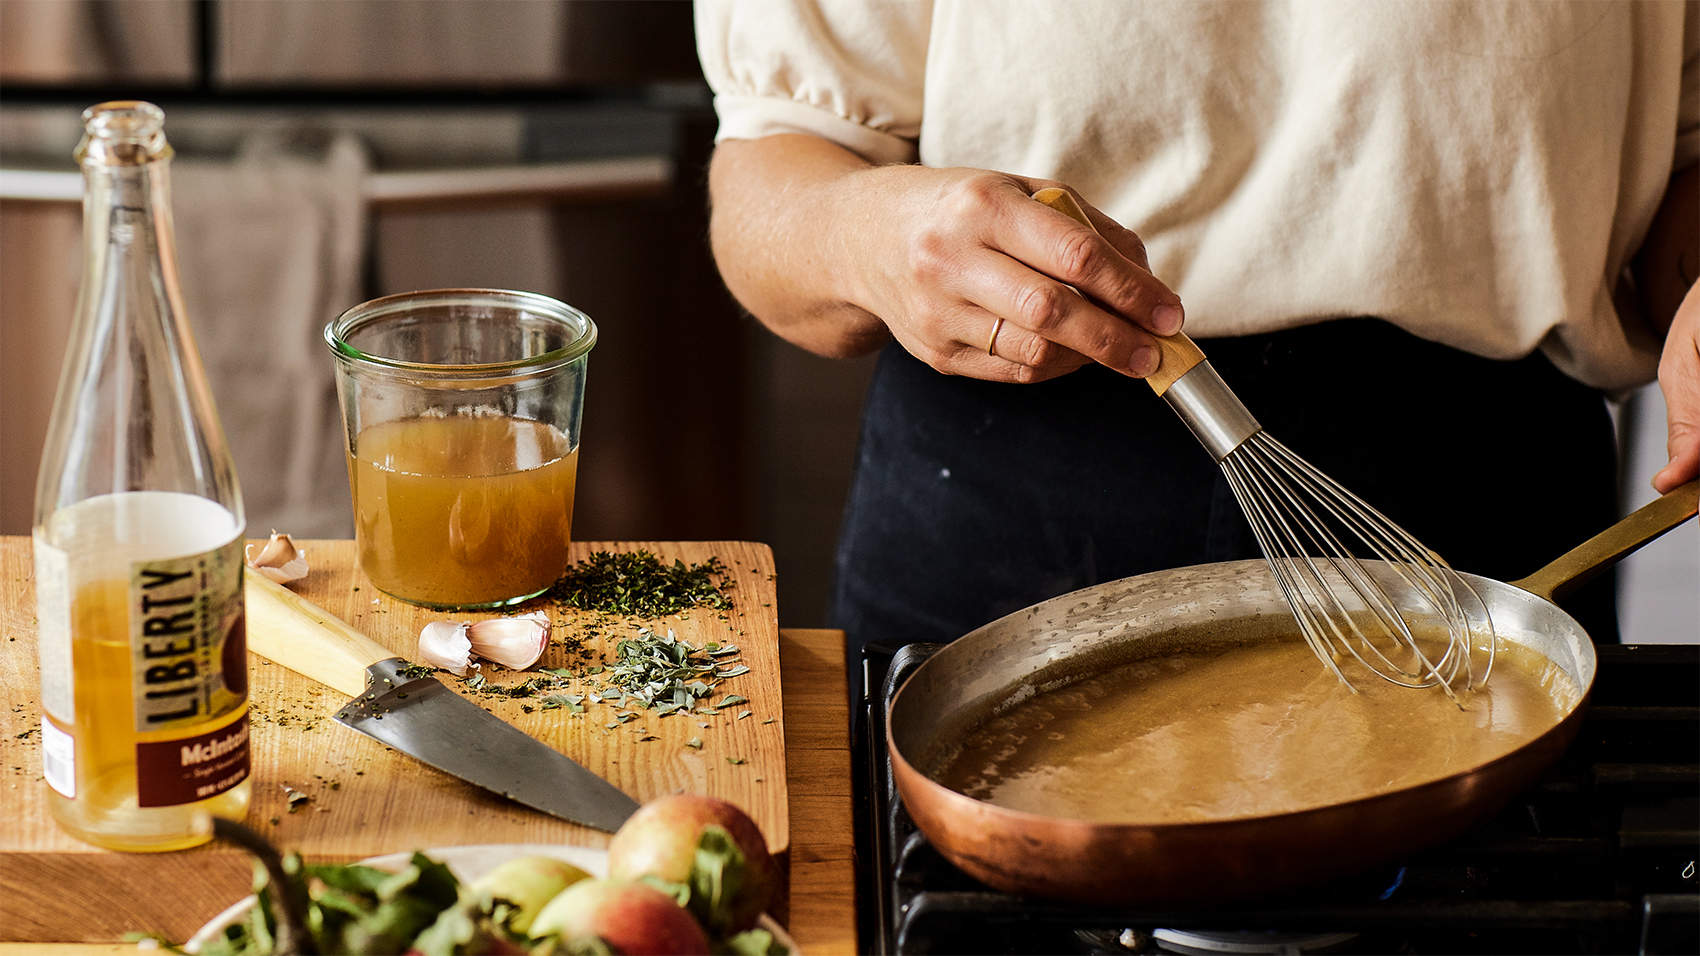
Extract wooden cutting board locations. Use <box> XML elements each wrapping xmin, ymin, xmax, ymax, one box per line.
<box><xmin>0</xmin><ymin>538</ymin><xmax>788</xmax><ymax>943</ymax></box>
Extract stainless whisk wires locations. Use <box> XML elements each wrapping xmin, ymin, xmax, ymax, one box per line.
<box><xmin>1219</xmin><ymin>431</ymin><xmax>1495</xmax><ymax>695</ymax></box>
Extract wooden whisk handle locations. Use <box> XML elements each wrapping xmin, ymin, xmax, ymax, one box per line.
<box><xmin>1032</xmin><ymin>187</ymin><xmax>1205</xmax><ymax>394</ymax></box>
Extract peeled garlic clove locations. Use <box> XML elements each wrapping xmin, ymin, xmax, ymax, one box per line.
<box><xmin>467</xmin><ymin>612</ymin><xmax>550</xmax><ymax>670</ymax></box>
<box><xmin>245</xmin><ymin>531</ymin><xmax>308</xmax><ymax>584</ymax></box>
<box><xmin>419</xmin><ymin>621</ymin><xmax>476</xmax><ymax>676</ymax></box>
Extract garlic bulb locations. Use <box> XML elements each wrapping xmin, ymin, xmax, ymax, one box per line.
<box><xmin>245</xmin><ymin>531</ymin><xmax>308</xmax><ymax>584</ymax></box>
<box><xmin>467</xmin><ymin>611</ymin><xmax>550</xmax><ymax>670</ymax></box>
<box><xmin>418</xmin><ymin>612</ymin><xmax>550</xmax><ymax>675</ymax></box>
<box><xmin>418</xmin><ymin>621</ymin><xmax>476</xmax><ymax>677</ymax></box>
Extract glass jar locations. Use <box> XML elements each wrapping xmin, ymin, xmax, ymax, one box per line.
<box><xmin>325</xmin><ymin>289</ymin><xmax>597</xmax><ymax>609</ymax></box>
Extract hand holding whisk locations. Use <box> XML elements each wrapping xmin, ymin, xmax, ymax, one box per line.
<box><xmin>1034</xmin><ymin>188</ymin><xmax>1493</xmax><ymax>695</ymax></box>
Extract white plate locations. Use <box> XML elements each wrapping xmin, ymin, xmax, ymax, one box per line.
<box><xmin>185</xmin><ymin>844</ymin><xmax>796</xmax><ymax>954</ymax></box>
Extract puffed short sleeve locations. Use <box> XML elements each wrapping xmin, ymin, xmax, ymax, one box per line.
<box><xmin>695</xmin><ymin>0</ymin><xmax>931</xmax><ymax>165</ymax></box>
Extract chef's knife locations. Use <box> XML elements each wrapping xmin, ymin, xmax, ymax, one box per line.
<box><xmin>243</xmin><ymin>571</ymin><xmax>640</xmax><ymax>832</ymax></box>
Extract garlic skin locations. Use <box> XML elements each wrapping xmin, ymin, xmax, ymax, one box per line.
<box><xmin>419</xmin><ymin>620</ymin><xmax>476</xmax><ymax>677</ymax></box>
<box><xmin>467</xmin><ymin>612</ymin><xmax>550</xmax><ymax>670</ymax></box>
<box><xmin>245</xmin><ymin>531</ymin><xmax>308</xmax><ymax>584</ymax></box>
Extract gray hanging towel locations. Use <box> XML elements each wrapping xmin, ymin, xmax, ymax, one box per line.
<box><xmin>172</xmin><ymin>130</ymin><xmax>369</xmax><ymax>539</ymax></box>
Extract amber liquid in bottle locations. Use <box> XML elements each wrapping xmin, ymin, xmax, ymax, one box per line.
<box><xmin>38</xmin><ymin>497</ymin><xmax>251</xmax><ymax>851</ymax></box>
<box><xmin>34</xmin><ymin>103</ymin><xmax>250</xmax><ymax>851</ymax></box>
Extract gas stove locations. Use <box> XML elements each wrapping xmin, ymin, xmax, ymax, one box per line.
<box><xmin>854</xmin><ymin>642</ymin><xmax>1699</xmax><ymax>955</ymax></box>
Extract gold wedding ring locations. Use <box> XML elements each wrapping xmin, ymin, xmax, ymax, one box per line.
<box><xmin>986</xmin><ymin>316</ymin><xmax>1006</xmax><ymax>357</ymax></box>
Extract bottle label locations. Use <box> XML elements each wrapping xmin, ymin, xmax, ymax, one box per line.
<box><xmin>129</xmin><ymin>535</ymin><xmax>250</xmax><ymax>806</ymax></box>
<box><xmin>40</xmin><ymin>718</ymin><xmax>76</xmax><ymax>799</ymax></box>
<box><xmin>130</xmin><ymin>538</ymin><xmax>247</xmax><ymax>734</ymax></box>
<box><xmin>135</xmin><ymin>711</ymin><xmax>250</xmax><ymax>807</ymax></box>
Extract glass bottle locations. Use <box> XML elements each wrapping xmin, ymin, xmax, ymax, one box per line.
<box><xmin>33</xmin><ymin>101</ymin><xmax>251</xmax><ymax>851</ymax></box>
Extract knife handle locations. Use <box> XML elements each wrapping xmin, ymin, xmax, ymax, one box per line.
<box><xmin>245</xmin><ymin>570</ymin><xmax>397</xmax><ymax>698</ymax></box>
<box><xmin>1031</xmin><ymin>187</ymin><xmax>1205</xmax><ymax>394</ymax></box>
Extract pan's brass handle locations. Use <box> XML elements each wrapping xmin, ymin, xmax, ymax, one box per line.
<box><xmin>1031</xmin><ymin>187</ymin><xmax>1204</xmax><ymax>394</ymax></box>
<box><xmin>1511</xmin><ymin>478</ymin><xmax>1699</xmax><ymax>604</ymax></box>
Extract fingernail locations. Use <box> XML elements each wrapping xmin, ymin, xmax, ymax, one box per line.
<box><xmin>1153</xmin><ymin>305</ymin><xmax>1182</xmax><ymax>336</ymax></box>
<box><xmin>1128</xmin><ymin>346</ymin><xmax>1158</xmax><ymax>377</ymax></box>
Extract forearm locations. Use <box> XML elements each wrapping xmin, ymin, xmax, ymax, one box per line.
<box><xmin>707</xmin><ymin>133</ymin><xmax>1183</xmax><ymax>384</ymax></box>
<box><xmin>707</xmin><ymin>135</ymin><xmax>895</xmax><ymax>358</ymax></box>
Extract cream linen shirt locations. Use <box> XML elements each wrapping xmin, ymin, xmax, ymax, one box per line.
<box><xmin>697</xmin><ymin>0</ymin><xmax>1700</xmax><ymax>391</ymax></box>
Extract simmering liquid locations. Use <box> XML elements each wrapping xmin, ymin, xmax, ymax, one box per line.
<box><xmin>933</xmin><ymin>640</ymin><xmax>1578</xmax><ymax>824</ymax></box>
<box><xmin>352</xmin><ymin>415</ymin><xmax>578</xmax><ymax>607</ymax></box>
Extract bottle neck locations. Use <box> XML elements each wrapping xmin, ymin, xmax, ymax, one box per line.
<box><xmin>36</xmin><ymin>150</ymin><xmax>241</xmax><ymax>525</ymax></box>
<box><xmin>80</xmin><ymin>158</ymin><xmax>176</xmax><ymax>285</ymax></box>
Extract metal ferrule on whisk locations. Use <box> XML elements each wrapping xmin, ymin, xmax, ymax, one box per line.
<box><xmin>1160</xmin><ymin>361</ymin><xmax>1262</xmax><ymax>462</ymax></box>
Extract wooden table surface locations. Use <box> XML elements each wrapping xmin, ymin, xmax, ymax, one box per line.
<box><xmin>0</xmin><ymin>537</ymin><xmax>857</xmax><ymax>954</ymax></box>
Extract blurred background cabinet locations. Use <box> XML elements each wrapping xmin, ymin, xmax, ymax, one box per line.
<box><xmin>0</xmin><ymin>0</ymin><xmax>876</xmax><ymax>629</ymax></box>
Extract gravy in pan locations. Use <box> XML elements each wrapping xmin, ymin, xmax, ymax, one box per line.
<box><xmin>932</xmin><ymin>639</ymin><xmax>1580</xmax><ymax>824</ymax></box>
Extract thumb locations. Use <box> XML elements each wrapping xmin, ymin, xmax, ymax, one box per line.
<box><xmin>1652</xmin><ymin>285</ymin><xmax>1700</xmax><ymax>494</ymax></box>
<box><xmin>1652</xmin><ymin>419</ymin><xmax>1699</xmax><ymax>493</ymax></box>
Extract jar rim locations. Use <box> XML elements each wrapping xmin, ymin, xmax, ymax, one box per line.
<box><xmin>323</xmin><ymin>288</ymin><xmax>597</xmax><ymax>373</ymax></box>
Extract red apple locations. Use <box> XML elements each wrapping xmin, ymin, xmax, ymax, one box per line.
<box><xmin>607</xmin><ymin>795</ymin><xmax>779</xmax><ymax>935</ymax></box>
<box><xmin>528</xmin><ymin>878</ymin><xmax>710</xmax><ymax>955</ymax></box>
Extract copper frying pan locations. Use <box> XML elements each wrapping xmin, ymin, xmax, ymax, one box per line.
<box><xmin>887</xmin><ymin>480</ymin><xmax>1697</xmax><ymax>905</ymax></box>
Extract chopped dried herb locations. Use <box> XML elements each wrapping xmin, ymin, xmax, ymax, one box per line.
<box><xmin>494</xmin><ymin>678</ymin><xmax>554</xmax><ymax>698</ymax></box>
<box><xmin>595</xmin><ymin>627</ymin><xmax>746</xmax><ymax>717</ymax></box>
<box><xmin>549</xmin><ymin>551</ymin><xmax>734</xmax><ymax>618</ymax></box>
<box><xmin>540</xmin><ymin>693</ymin><xmax>585</xmax><ymax>713</ymax></box>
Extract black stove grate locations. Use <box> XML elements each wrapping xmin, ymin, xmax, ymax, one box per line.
<box><xmin>855</xmin><ymin>643</ymin><xmax>1700</xmax><ymax>955</ymax></box>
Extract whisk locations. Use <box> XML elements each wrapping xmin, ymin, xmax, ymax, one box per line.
<box><xmin>1034</xmin><ymin>188</ymin><xmax>1492</xmax><ymax>694</ymax></box>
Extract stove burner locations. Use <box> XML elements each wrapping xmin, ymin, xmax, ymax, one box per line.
<box><xmin>1151</xmin><ymin>929</ymin><xmax>1360</xmax><ymax>955</ymax></box>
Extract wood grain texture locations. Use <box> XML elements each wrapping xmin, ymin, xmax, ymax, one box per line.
<box><xmin>777</xmin><ymin>629</ymin><xmax>859</xmax><ymax>956</ymax></box>
<box><xmin>0</xmin><ymin>938</ymin><xmax>142</xmax><ymax>945</ymax></box>
<box><xmin>1</xmin><ymin>538</ymin><xmax>853</xmax><ymax>951</ymax></box>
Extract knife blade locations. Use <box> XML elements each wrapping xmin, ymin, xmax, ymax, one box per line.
<box><xmin>243</xmin><ymin>570</ymin><xmax>640</xmax><ymax>832</ymax></box>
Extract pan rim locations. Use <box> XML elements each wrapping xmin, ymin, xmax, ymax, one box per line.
<box><xmin>887</xmin><ymin>560</ymin><xmax>1597</xmax><ymax>830</ymax></box>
